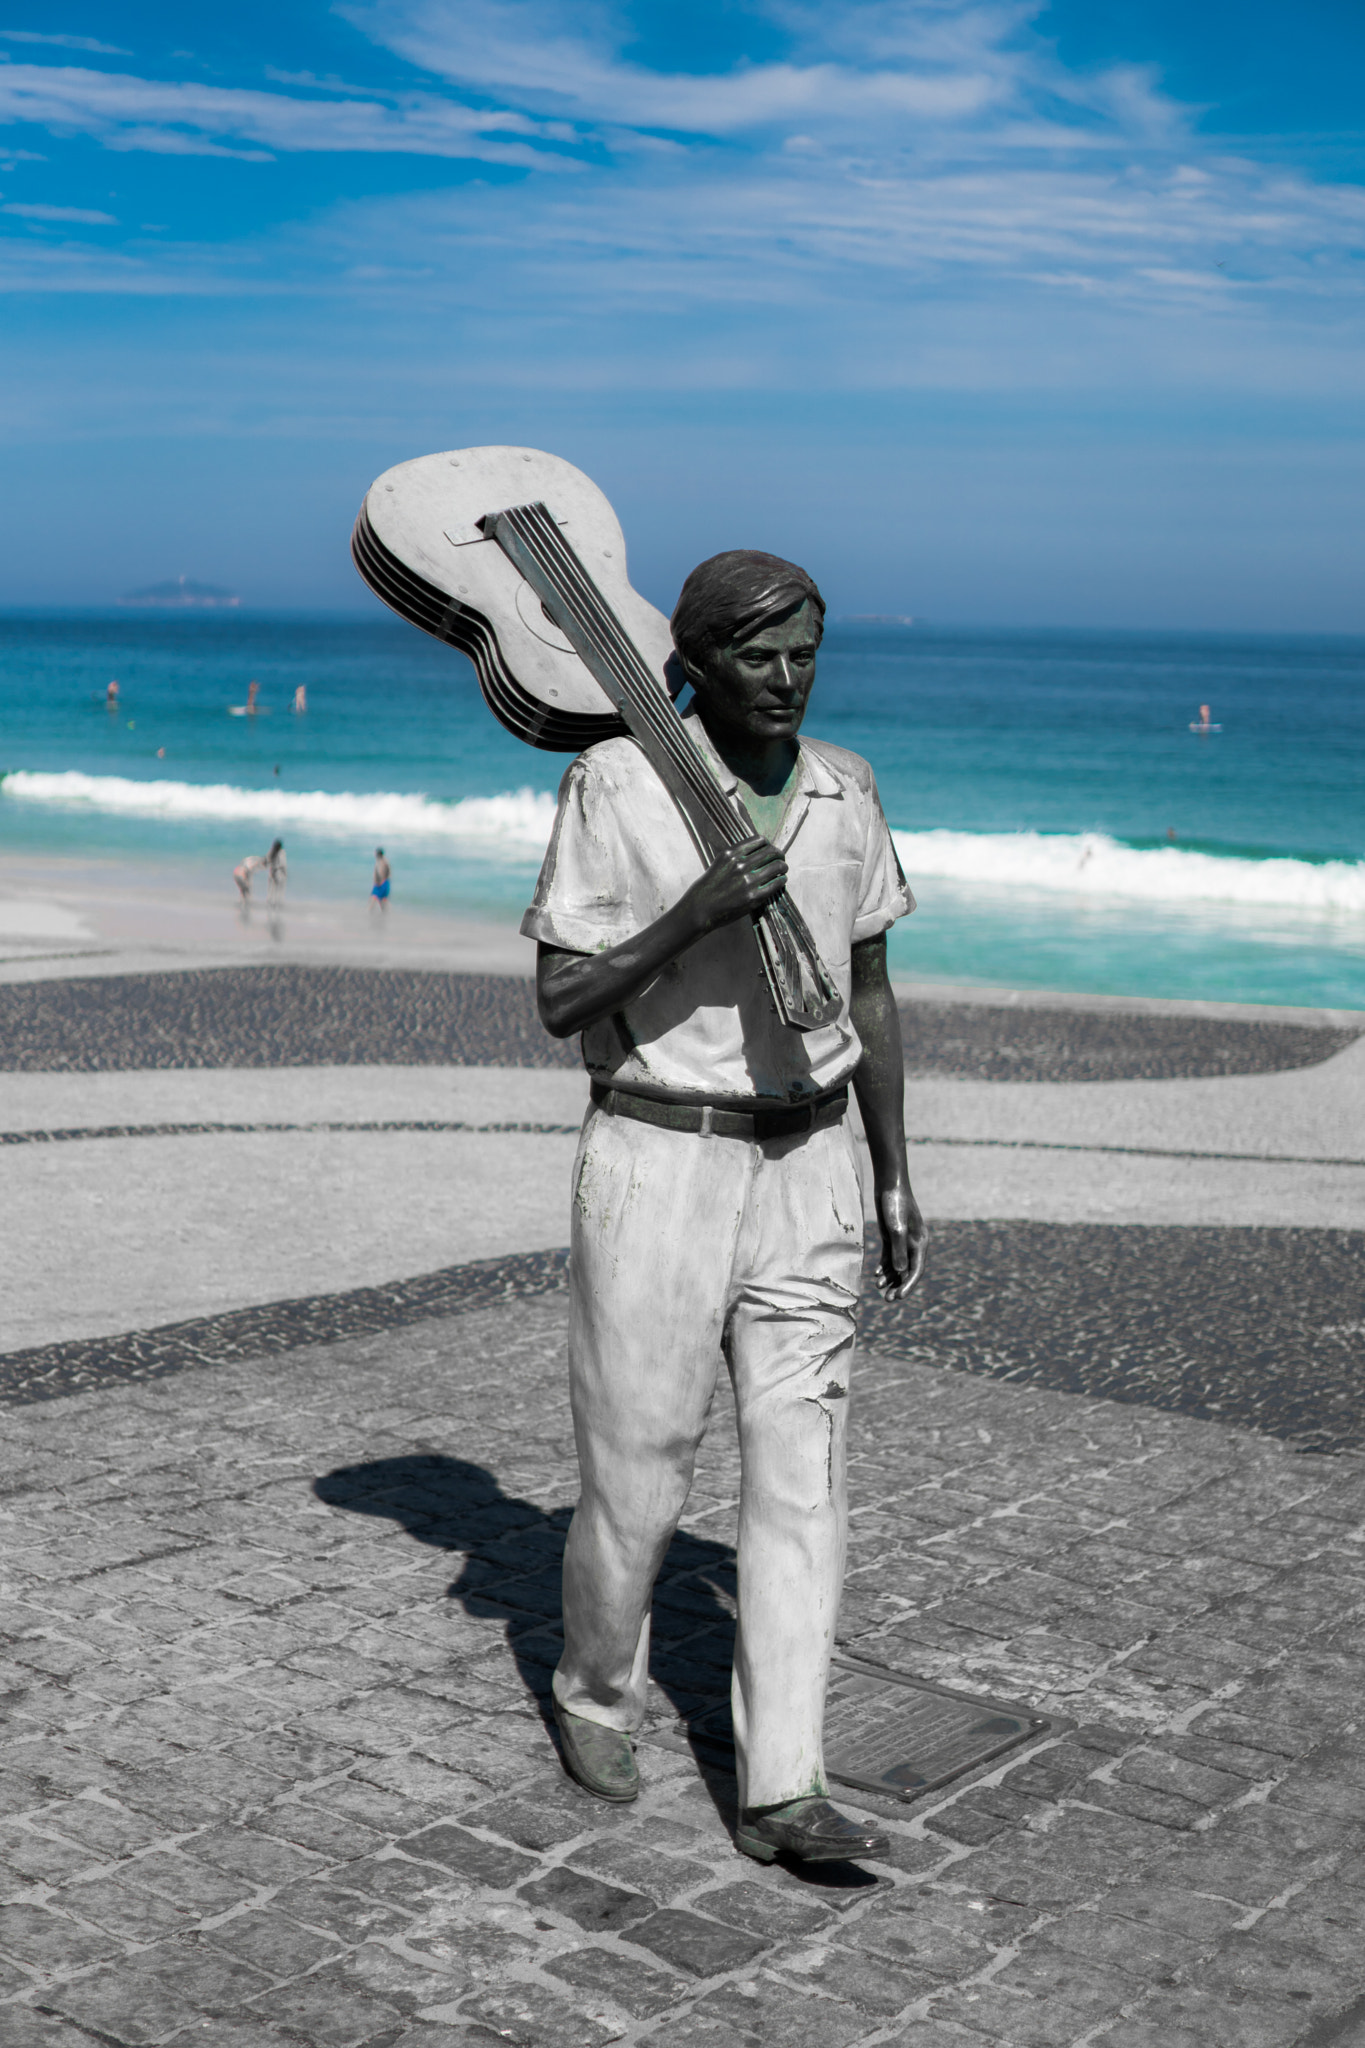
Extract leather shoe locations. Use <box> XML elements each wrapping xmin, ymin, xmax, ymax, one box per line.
<box><xmin>553</xmin><ymin>1699</ymin><xmax>639</xmax><ymax>1803</ymax></box>
<box><xmin>736</xmin><ymin>1795</ymin><xmax>889</xmax><ymax>1864</ymax></box>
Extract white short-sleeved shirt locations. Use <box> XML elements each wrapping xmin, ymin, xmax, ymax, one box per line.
<box><xmin>521</xmin><ymin>709</ymin><xmax>914</xmax><ymax>1105</ymax></box>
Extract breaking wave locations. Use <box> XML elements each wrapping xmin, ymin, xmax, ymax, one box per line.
<box><xmin>891</xmin><ymin>828</ymin><xmax>1365</xmax><ymax>915</ymax></box>
<box><xmin>4</xmin><ymin>771</ymin><xmax>1362</xmax><ymax>914</ymax></box>
<box><xmin>0</xmin><ymin>770</ymin><xmax>559</xmax><ymax>858</ymax></box>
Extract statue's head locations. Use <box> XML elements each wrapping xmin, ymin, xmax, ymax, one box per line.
<box><xmin>671</xmin><ymin>549</ymin><xmax>825</xmax><ymax>744</ymax></box>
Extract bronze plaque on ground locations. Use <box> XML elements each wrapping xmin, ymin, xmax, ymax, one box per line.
<box><xmin>647</xmin><ymin>1654</ymin><xmax>1052</xmax><ymax>1800</ymax></box>
<box><xmin>823</xmin><ymin>1655</ymin><xmax>1051</xmax><ymax>1801</ymax></box>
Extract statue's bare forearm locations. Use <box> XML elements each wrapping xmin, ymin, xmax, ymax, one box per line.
<box><xmin>849</xmin><ymin>934</ymin><xmax>926</xmax><ymax>1297</ymax></box>
<box><xmin>537</xmin><ymin>914</ymin><xmax>698</xmax><ymax>1039</ymax></box>
<box><xmin>537</xmin><ymin>836</ymin><xmax>788</xmax><ymax>1038</ymax></box>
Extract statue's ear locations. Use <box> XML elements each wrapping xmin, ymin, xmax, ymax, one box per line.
<box><xmin>663</xmin><ymin>650</ymin><xmax>689</xmax><ymax>700</ymax></box>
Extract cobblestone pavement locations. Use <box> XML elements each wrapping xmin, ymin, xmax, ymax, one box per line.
<box><xmin>0</xmin><ymin>964</ymin><xmax>1356</xmax><ymax>1080</ymax></box>
<box><xmin>4</xmin><ymin>1293</ymin><xmax>1364</xmax><ymax>2048</ymax></box>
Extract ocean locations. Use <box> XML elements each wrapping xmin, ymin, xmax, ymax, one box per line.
<box><xmin>2</xmin><ymin>611</ymin><xmax>1362</xmax><ymax>1008</ymax></box>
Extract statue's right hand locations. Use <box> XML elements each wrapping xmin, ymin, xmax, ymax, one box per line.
<box><xmin>684</xmin><ymin>835</ymin><xmax>788</xmax><ymax>935</ymax></box>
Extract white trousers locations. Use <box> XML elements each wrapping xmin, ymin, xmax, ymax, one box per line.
<box><xmin>552</xmin><ymin>1101</ymin><xmax>865</xmax><ymax>1810</ymax></box>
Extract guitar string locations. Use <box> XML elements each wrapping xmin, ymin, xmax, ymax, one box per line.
<box><xmin>498</xmin><ymin>502</ymin><xmax>829</xmax><ymax>1018</ymax></box>
<box><xmin>510</xmin><ymin>505</ymin><xmax>735</xmax><ymax>827</ymax></box>
<box><xmin>507</xmin><ymin>505</ymin><xmax>743</xmax><ymax>848</ymax></box>
<box><xmin>505</xmin><ymin>502</ymin><xmax>829</xmax><ymax>1011</ymax></box>
<box><xmin>513</xmin><ymin>507</ymin><xmax>834</xmax><ymax>996</ymax></box>
<box><xmin>501</xmin><ymin>505</ymin><xmax>811</xmax><ymax>1005</ymax></box>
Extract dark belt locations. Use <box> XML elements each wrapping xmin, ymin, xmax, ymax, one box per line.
<box><xmin>590</xmin><ymin>1081</ymin><xmax>848</xmax><ymax>1143</ymax></box>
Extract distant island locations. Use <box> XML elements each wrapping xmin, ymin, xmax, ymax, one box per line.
<box><xmin>119</xmin><ymin>576</ymin><xmax>241</xmax><ymax>610</ymax></box>
<box><xmin>838</xmin><ymin>613</ymin><xmax>915</xmax><ymax>625</ymax></box>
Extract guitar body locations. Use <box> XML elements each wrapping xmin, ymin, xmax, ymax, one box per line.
<box><xmin>353</xmin><ymin>446</ymin><xmax>679</xmax><ymax>752</ymax></box>
<box><xmin>354</xmin><ymin>442</ymin><xmax>842</xmax><ymax>1030</ymax></box>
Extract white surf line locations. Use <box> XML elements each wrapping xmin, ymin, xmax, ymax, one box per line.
<box><xmin>1</xmin><ymin>1122</ymin><xmax>1361</xmax><ymax>1170</ymax></box>
<box><xmin>7</xmin><ymin>770</ymin><xmax>1365</xmax><ymax>913</ymax></box>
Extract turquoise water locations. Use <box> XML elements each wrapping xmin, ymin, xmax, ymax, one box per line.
<box><xmin>1</xmin><ymin>611</ymin><xmax>1362</xmax><ymax>1006</ymax></box>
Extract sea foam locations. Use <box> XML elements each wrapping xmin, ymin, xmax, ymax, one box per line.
<box><xmin>0</xmin><ymin>771</ymin><xmax>559</xmax><ymax>858</ymax></box>
<box><xmin>892</xmin><ymin>828</ymin><xmax>1365</xmax><ymax>914</ymax></box>
<box><xmin>4</xmin><ymin>770</ymin><xmax>1363</xmax><ymax>914</ymax></box>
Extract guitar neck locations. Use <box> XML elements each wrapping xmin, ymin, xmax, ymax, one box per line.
<box><xmin>482</xmin><ymin>500</ymin><xmax>840</xmax><ymax>1033</ymax></box>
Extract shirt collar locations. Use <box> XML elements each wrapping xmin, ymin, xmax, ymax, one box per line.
<box><xmin>680</xmin><ymin>704</ymin><xmax>843</xmax><ymax>805</ymax></box>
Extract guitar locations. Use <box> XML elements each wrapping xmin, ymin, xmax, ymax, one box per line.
<box><xmin>353</xmin><ymin>445</ymin><xmax>841</xmax><ymax>1032</ymax></box>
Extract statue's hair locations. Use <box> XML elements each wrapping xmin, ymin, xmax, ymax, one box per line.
<box><xmin>670</xmin><ymin>550</ymin><xmax>825</xmax><ymax>675</ymax></box>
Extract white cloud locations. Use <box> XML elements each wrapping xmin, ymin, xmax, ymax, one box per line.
<box><xmin>311</xmin><ymin>0</ymin><xmax>1364</xmax><ymax>328</ymax></box>
<box><xmin>0</xmin><ymin>0</ymin><xmax>1361</xmax><ymax>412</ymax></box>
<box><xmin>2</xmin><ymin>200</ymin><xmax>115</xmax><ymax>221</ymax></box>
<box><xmin>0</xmin><ymin>61</ymin><xmax>585</xmax><ymax>165</ymax></box>
<box><xmin>342</xmin><ymin>0</ymin><xmax>1008</xmax><ymax>132</ymax></box>
<box><xmin>0</xmin><ymin>30</ymin><xmax>131</xmax><ymax>55</ymax></box>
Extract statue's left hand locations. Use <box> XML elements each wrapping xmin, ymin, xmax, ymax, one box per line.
<box><xmin>874</xmin><ymin>1182</ymin><xmax>927</xmax><ymax>1301</ymax></box>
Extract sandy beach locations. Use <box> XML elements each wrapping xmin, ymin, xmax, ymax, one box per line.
<box><xmin>0</xmin><ymin>851</ymin><xmax>535</xmax><ymax>984</ymax></box>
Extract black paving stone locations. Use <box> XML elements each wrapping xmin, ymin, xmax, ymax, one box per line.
<box><xmin>2</xmin><ymin>1225</ymin><xmax>1362</xmax><ymax>1453</ymax></box>
<box><xmin>858</xmin><ymin>1221</ymin><xmax>1365</xmax><ymax>1455</ymax></box>
<box><xmin>0</xmin><ymin>966</ymin><xmax>578</xmax><ymax>1073</ymax></box>
<box><xmin>0</xmin><ymin>963</ymin><xmax>1354</xmax><ymax>1080</ymax></box>
<box><xmin>899</xmin><ymin>1000</ymin><xmax>1360</xmax><ymax>1083</ymax></box>
<box><xmin>620</xmin><ymin>1905</ymin><xmax>770</xmax><ymax>1976</ymax></box>
<box><xmin>0</xmin><ymin>1247</ymin><xmax>570</xmax><ymax>1407</ymax></box>
<box><xmin>519</xmin><ymin>1866</ymin><xmax>655</xmax><ymax>1932</ymax></box>
<box><xmin>0</xmin><ymin>1117</ymin><xmax>580</xmax><ymax>1146</ymax></box>
<box><xmin>394</xmin><ymin>1824</ymin><xmax>537</xmax><ymax>1890</ymax></box>
<box><xmin>545</xmin><ymin>1946</ymin><xmax>691</xmax><ymax>2020</ymax></box>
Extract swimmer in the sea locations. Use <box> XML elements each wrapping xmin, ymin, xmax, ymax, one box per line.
<box><xmin>106</xmin><ymin>679</ymin><xmax>119</xmax><ymax>708</ymax></box>
<box><xmin>247</xmin><ymin>680</ymin><xmax>261</xmax><ymax>714</ymax></box>
<box><xmin>371</xmin><ymin>848</ymin><xmax>391</xmax><ymax>910</ymax></box>
<box><xmin>293</xmin><ymin>685</ymin><xmax>307</xmax><ymax>714</ymax></box>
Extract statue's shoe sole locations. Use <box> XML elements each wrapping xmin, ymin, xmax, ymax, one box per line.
<box><xmin>565</xmin><ymin>1762</ymin><xmax>639</xmax><ymax>1803</ymax></box>
<box><xmin>735</xmin><ymin>1821</ymin><xmax>890</xmax><ymax>1864</ymax></box>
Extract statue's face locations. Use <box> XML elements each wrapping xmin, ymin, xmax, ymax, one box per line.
<box><xmin>692</xmin><ymin>598</ymin><xmax>820</xmax><ymax>744</ymax></box>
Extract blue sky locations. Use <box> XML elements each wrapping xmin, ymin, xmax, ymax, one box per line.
<box><xmin>2</xmin><ymin>1</ymin><xmax>1363</xmax><ymax>627</ymax></box>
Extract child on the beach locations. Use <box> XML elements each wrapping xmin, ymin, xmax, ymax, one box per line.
<box><xmin>232</xmin><ymin>853</ymin><xmax>266</xmax><ymax>900</ymax></box>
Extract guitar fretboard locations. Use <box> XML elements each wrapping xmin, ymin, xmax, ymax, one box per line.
<box><xmin>482</xmin><ymin>499</ymin><xmax>840</xmax><ymax>1032</ymax></box>
<box><xmin>482</xmin><ymin>501</ymin><xmax>748</xmax><ymax>857</ymax></box>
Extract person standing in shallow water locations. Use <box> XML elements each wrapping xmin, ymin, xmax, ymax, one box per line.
<box><xmin>266</xmin><ymin>839</ymin><xmax>286</xmax><ymax>907</ymax></box>
<box><xmin>371</xmin><ymin>848</ymin><xmax>391</xmax><ymax>910</ymax></box>
<box><xmin>523</xmin><ymin>548</ymin><xmax>926</xmax><ymax>1868</ymax></box>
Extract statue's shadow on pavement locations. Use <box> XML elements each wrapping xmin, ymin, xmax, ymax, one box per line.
<box><xmin>314</xmin><ymin>1453</ymin><xmax>876</xmax><ymax>1890</ymax></box>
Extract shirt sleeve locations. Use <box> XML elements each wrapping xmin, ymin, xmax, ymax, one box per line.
<box><xmin>520</xmin><ymin>753</ymin><xmax>642</xmax><ymax>954</ymax></box>
<box><xmin>851</xmin><ymin>771</ymin><xmax>915</xmax><ymax>943</ymax></box>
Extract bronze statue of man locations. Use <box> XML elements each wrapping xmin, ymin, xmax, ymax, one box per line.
<box><xmin>522</xmin><ymin>549</ymin><xmax>926</xmax><ymax>1865</ymax></box>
